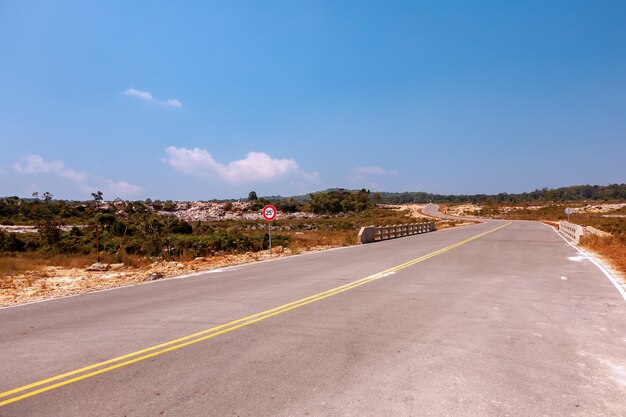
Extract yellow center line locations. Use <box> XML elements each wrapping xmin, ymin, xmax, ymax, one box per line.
<box><xmin>0</xmin><ymin>222</ymin><xmax>510</xmax><ymax>407</ymax></box>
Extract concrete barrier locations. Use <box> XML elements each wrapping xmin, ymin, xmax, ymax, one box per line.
<box><xmin>559</xmin><ymin>221</ymin><xmax>584</xmax><ymax>243</ymax></box>
<box><xmin>357</xmin><ymin>222</ymin><xmax>436</xmax><ymax>244</ymax></box>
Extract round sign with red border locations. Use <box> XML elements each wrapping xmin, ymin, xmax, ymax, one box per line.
<box><xmin>262</xmin><ymin>205</ymin><xmax>277</xmax><ymax>221</ymax></box>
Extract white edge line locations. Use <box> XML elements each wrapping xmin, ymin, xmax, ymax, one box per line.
<box><xmin>541</xmin><ymin>222</ymin><xmax>626</xmax><ymax>303</ymax></box>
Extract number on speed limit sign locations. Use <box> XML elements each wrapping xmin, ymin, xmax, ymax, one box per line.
<box><xmin>262</xmin><ymin>205</ymin><xmax>277</xmax><ymax>221</ymax></box>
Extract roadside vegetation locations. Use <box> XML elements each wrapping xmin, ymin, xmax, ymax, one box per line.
<box><xmin>0</xmin><ymin>189</ymin><xmax>429</xmax><ymax>277</ymax></box>
<box><xmin>4</xmin><ymin>184</ymin><xmax>623</xmax><ymax>289</ymax></box>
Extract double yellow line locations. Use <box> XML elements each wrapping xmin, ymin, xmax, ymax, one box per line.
<box><xmin>0</xmin><ymin>222</ymin><xmax>510</xmax><ymax>407</ymax></box>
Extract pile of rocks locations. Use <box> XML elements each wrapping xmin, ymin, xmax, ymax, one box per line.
<box><xmin>570</xmin><ymin>203</ymin><xmax>626</xmax><ymax>214</ymax></box>
<box><xmin>85</xmin><ymin>262</ymin><xmax>124</xmax><ymax>271</ymax></box>
<box><xmin>0</xmin><ymin>225</ymin><xmax>86</xmax><ymax>234</ymax></box>
<box><xmin>583</xmin><ymin>226</ymin><xmax>612</xmax><ymax>238</ymax></box>
<box><xmin>156</xmin><ymin>201</ymin><xmax>316</xmax><ymax>222</ymax></box>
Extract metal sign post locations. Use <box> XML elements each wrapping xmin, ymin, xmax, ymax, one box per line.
<box><xmin>565</xmin><ymin>207</ymin><xmax>572</xmax><ymax>222</ymax></box>
<box><xmin>262</xmin><ymin>204</ymin><xmax>277</xmax><ymax>256</ymax></box>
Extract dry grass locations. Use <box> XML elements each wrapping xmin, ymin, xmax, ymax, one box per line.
<box><xmin>580</xmin><ymin>235</ymin><xmax>626</xmax><ymax>281</ymax></box>
<box><xmin>0</xmin><ymin>254</ymin><xmax>91</xmax><ymax>277</ymax></box>
<box><xmin>437</xmin><ymin>220</ymin><xmax>465</xmax><ymax>229</ymax></box>
<box><xmin>0</xmin><ymin>253</ymin><xmax>152</xmax><ymax>278</ymax></box>
<box><xmin>285</xmin><ymin>230</ymin><xmax>355</xmax><ymax>250</ymax></box>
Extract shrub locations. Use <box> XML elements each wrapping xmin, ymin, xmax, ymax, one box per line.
<box><xmin>0</xmin><ymin>232</ymin><xmax>26</xmax><ymax>253</ymax></box>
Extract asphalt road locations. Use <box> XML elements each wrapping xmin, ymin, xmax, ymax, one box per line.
<box><xmin>1</xmin><ymin>217</ymin><xmax>625</xmax><ymax>416</ymax></box>
<box><xmin>422</xmin><ymin>202</ymin><xmax>483</xmax><ymax>221</ymax></box>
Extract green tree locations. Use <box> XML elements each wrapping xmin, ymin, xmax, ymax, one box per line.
<box><xmin>96</xmin><ymin>213</ymin><xmax>117</xmax><ymax>232</ymax></box>
<box><xmin>91</xmin><ymin>191</ymin><xmax>104</xmax><ymax>261</ymax></box>
<box><xmin>143</xmin><ymin>217</ymin><xmax>165</xmax><ymax>257</ymax></box>
<box><xmin>91</xmin><ymin>191</ymin><xmax>103</xmax><ymax>211</ymax></box>
<box><xmin>31</xmin><ymin>191</ymin><xmax>62</xmax><ymax>246</ymax></box>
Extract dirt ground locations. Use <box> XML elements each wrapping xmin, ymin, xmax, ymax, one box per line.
<box><xmin>443</xmin><ymin>203</ymin><xmax>482</xmax><ymax>217</ymax></box>
<box><xmin>0</xmin><ymin>245</ymin><xmax>334</xmax><ymax>307</ymax></box>
<box><xmin>445</xmin><ymin>202</ymin><xmax>626</xmax><ymax>217</ymax></box>
<box><xmin>381</xmin><ymin>204</ymin><xmax>431</xmax><ymax>219</ymax></box>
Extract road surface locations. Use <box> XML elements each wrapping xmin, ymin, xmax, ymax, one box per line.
<box><xmin>1</xmin><ymin>216</ymin><xmax>625</xmax><ymax>416</ymax></box>
<box><xmin>422</xmin><ymin>202</ymin><xmax>484</xmax><ymax>221</ymax></box>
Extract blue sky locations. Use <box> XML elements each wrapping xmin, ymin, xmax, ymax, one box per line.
<box><xmin>1</xmin><ymin>1</ymin><xmax>625</xmax><ymax>200</ymax></box>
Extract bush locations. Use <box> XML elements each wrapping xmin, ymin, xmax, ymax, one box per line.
<box><xmin>267</xmin><ymin>233</ymin><xmax>289</xmax><ymax>249</ymax></box>
<box><xmin>168</xmin><ymin>219</ymin><xmax>193</xmax><ymax>234</ymax></box>
<box><xmin>307</xmin><ymin>189</ymin><xmax>372</xmax><ymax>215</ymax></box>
<box><xmin>0</xmin><ymin>231</ymin><xmax>26</xmax><ymax>253</ymax></box>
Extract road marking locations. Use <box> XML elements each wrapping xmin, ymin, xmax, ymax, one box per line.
<box><xmin>368</xmin><ymin>271</ymin><xmax>396</xmax><ymax>280</ymax></box>
<box><xmin>568</xmin><ymin>256</ymin><xmax>589</xmax><ymax>262</ymax></box>
<box><xmin>0</xmin><ymin>222</ymin><xmax>510</xmax><ymax>407</ymax></box>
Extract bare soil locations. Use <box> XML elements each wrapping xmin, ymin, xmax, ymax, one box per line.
<box><xmin>0</xmin><ymin>245</ymin><xmax>334</xmax><ymax>307</ymax></box>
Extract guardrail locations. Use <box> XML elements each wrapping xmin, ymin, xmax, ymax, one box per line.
<box><xmin>559</xmin><ymin>221</ymin><xmax>584</xmax><ymax>243</ymax></box>
<box><xmin>357</xmin><ymin>222</ymin><xmax>436</xmax><ymax>244</ymax></box>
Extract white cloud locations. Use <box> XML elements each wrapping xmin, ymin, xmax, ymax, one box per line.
<box><xmin>355</xmin><ymin>166</ymin><xmax>386</xmax><ymax>175</ymax></box>
<box><xmin>123</xmin><ymin>88</ymin><xmax>182</xmax><ymax>108</ymax></box>
<box><xmin>13</xmin><ymin>154</ymin><xmax>143</xmax><ymax>198</ymax></box>
<box><xmin>164</xmin><ymin>146</ymin><xmax>318</xmax><ymax>184</ymax></box>
<box><xmin>354</xmin><ymin>165</ymin><xmax>397</xmax><ymax>176</ymax></box>
<box><xmin>13</xmin><ymin>154</ymin><xmax>88</xmax><ymax>182</ymax></box>
<box><xmin>165</xmin><ymin>98</ymin><xmax>182</xmax><ymax>108</ymax></box>
<box><xmin>104</xmin><ymin>180</ymin><xmax>144</xmax><ymax>197</ymax></box>
<box><xmin>123</xmin><ymin>88</ymin><xmax>153</xmax><ymax>101</ymax></box>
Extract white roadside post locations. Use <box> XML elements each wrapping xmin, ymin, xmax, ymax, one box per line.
<box><xmin>262</xmin><ymin>204</ymin><xmax>277</xmax><ymax>255</ymax></box>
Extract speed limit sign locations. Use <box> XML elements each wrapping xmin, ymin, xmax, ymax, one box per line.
<box><xmin>262</xmin><ymin>205</ymin><xmax>277</xmax><ymax>221</ymax></box>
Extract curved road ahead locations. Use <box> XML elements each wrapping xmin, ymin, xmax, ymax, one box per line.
<box><xmin>1</xmin><ymin>212</ymin><xmax>625</xmax><ymax>416</ymax></box>
<box><xmin>422</xmin><ymin>202</ymin><xmax>485</xmax><ymax>221</ymax></box>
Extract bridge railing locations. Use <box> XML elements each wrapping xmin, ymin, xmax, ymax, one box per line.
<box><xmin>357</xmin><ymin>222</ymin><xmax>436</xmax><ymax>244</ymax></box>
<box><xmin>558</xmin><ymin>221</ymin><xmax>610</xmax><ymax>244</ymax></box>
<box><xmin>559</xmin><ymin>221</ymin><xmax>584</xmax><ymax>243</ymax></box>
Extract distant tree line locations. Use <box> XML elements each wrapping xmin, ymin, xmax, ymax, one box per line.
<box><xmin>1</xmin><ymin>184</ymin><xmax>623</xmax><ymax>259</ymax></box>
<box><xmin>374</xmin><ymin>184</ymin><xmax>626</xmax><ymax>204</ymax></box>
